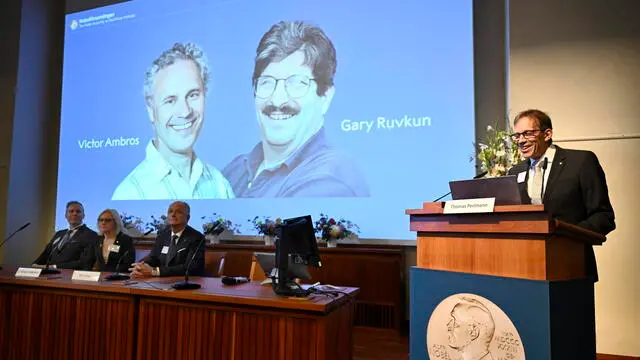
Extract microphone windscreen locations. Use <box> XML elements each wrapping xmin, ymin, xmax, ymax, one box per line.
<box><xmin>221</xmin><ymin>276</ymin><xmax>249</xmax><ymax>285</ymax></box>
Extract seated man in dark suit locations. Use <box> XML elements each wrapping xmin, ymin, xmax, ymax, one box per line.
<box><xmin>129</xmin><ymin>201</ymin><xmax>204</xmax><ymax>277</ymax></box>
<box><xmin>507</xmin><ymin>109</ymin><xmax>615</xmax><ymax>279</ymax></box>
<box><xmin>33</xmin><ymin>201</ymin><xmax>98</xmax><ymax>270</ymax></box>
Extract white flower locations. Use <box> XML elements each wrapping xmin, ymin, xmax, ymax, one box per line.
<box><xmin>496</xmin><ymin>149</ymin><xmax>506</xmax><ymax>157</ymax></box>
<box><xmin>487</xmin><ymin>125</ymin><xmax>493</xmax><ymax>132</ymax></box>
<box><xmin>478</xmin><ymin>143</ymin><xmax>489</xmax><ymax>150</ymax></box>
<box><xmin>494</xmin><ymin>164</ymin><xmax>506</xmax><ymax>172</ymax></box>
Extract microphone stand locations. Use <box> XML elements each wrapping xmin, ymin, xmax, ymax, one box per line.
<box><xmin>0</xmin><ymin>222</ymin><xmax>30</xmax><ymax>271</ymax></box>
<box><xmin>41</xmin><ymin>242</ymin><xmax>61</xmax><ymax>274</ymax></box>
<box><xmin>105</xmin><ymin>250</ymin><xmax>131</xmax><ymax>281</ymax></box>
<box><xmin>171</xmin><ymin>234</ymin><xmax>206</xmax><ymax>290</ymax></box>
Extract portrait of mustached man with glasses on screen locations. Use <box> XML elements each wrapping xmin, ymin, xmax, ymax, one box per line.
<box><xmin>507</xmin><ymin>109</ymin><xmax>615</xmax><ymax>281</ymax></box>
<box><xmin>223</xmin><ymin>21</ymin><xmax>369</xmax><ymax>198</ymax></box>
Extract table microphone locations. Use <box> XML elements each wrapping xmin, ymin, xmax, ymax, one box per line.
<box><xmin>171</xmin><ymin>235</ymin><xmax>206</xmax><ymax>290</ymax></box>
<box><xmin>105</xmin><ymin>250</ymin><xmax>131</xmax><ymax>281</ymax></box>
<box><xmin>432</xmin><ymin>171</ymin><xmax>488</xmax><ymax>202</ymax></box>
<box><xmin>0</xmin><ymin>222</ymin><xmax>30</xmax><ymax>271</ymax></box>
<box><xmin>221</xmin><ymin>276</ymin><xmax>249</xmax><ymax>285</ymax></box>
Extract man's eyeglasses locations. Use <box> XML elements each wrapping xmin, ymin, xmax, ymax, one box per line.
<box><xmin>510</xmin><ymin>129</ymin><xmax>542</xmax><ymax>141</ymax></box>
<box><xmin>98</xmin><ymin>218</ymin><xmax>114</xmax><ymax>223</ymax></box>
<box><xmin>254</xmin><ymin>75</ymin><xmax>315</xmax><ymax>99</ymax></box>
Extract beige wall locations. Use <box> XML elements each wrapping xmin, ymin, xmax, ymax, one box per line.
<box><xmin>509</xmin><ymin>0</ymin><xmax>640</xmax><ymax>356</ymax></box>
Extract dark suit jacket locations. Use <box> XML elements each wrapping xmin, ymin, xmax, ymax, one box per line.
<box><xmin>508</xmin><ymin>146</ymin><xmax>615</xmax><ymax>279</ymax></box>
<box><xmin>144</xmin><ymin>225</ymin><xmax>205</xmax><ymax>277</ymax></box>
<box><xmin>33</xmin><ymin>224</ymin><xmax>99</xmax><ymax>270</ymax></box>
<box><xmin>93</xmin><ymin>232</ymin><xmax>136</xmax><ymax>273</ymax></box>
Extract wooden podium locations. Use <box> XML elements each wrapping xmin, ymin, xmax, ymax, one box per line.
<box><xmin>407</xmin><ymin>202</ymin><xmax>605</xmax><ymax>360</ymax></box>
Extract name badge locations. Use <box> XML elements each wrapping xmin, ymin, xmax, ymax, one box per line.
<box><xmin>108</xmin><ymin>244</ymin><xmax>120</xmax><ymax>253</ymax></box>
<box><xmin>15</xmin><ymin>267</ymin><xmax>42</xmax><ymax>278</ymax></box>
<box><xmin>517</xmin><ymin>171</ymin><xmax>527</xmax><ymax>183</ymax></box>
<box><xmin>72</xmin><ymin>270</ymin><xmax>101</xmax><ymax>282</ymax></box>
<box><xmin>161</xmin><ymin>246</ymin><xmax>169</xmax><ymax>254</ymax></box>
<box><xmin>444</xmin><ymin>198</ymin><xmax>496</xmax><ymax>214</ymax></box>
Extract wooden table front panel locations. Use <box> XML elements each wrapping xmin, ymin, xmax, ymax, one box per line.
<box><xmin>136</xmin><ymin>297</ymin><xmax>354</xmax><ymax>360</ymax></box>
<box><xmin>0</xmin><ymin>286</ymin><xmax>136</xmax><ymax>360</ymax></box>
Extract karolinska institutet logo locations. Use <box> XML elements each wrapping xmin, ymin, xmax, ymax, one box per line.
<box><xmin>426</xmin><ymin>293</ymin><xmax>525</xmax><ymax>360</ymax></box>
<box><xmin>70</xmin><ymin>19</ymin><xmax>78</xmax><ymax>30</ymax></box>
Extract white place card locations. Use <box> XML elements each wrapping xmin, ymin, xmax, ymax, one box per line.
<box><xmin>444</xmin><ymin>198</ymin><xmax>496</xmax><ymax>214</ymax></box>
<box><xmin>15</xmin><ymin>267</ymin><xmax>42</xmax><ymax>278</ymax></box>
<box><xmin>71</xmin><ymin>270</ymin><xmax>101</xmax><ymax>282</ymax></box>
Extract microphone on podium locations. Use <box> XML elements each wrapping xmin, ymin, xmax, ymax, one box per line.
<box><xmin>540</xmin><ymin>157</ymin><xmax>549</xmax><ymax>199</ymax></box>
<box><xmin>0</xmin><ymin>222</ymin><xmax>31</xmax><ymax>271</ymax></box>
<box><xmin>105</xmin><ymin>250</ymin><xmax>131</xmax><ymax>281</ymax></box>
<box><xmin>432</xmin><ymin>171</ymin><xmax>488</xmax><ymax>202</ymax></box>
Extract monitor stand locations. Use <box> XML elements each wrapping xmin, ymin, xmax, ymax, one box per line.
<box><xmin>271</xmin><ymin>277</ymin><xmax>310</xmax><ymax>297</ymax></box>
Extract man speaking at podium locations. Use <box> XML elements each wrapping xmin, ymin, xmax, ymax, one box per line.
<box><xmin>507</xmin><ymin>109</ymin><xmax>615</xmax><ymax>280</ymax></box>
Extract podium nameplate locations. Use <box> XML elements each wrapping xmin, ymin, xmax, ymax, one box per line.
<box><xmin>443</xmin><ymin>198</ymin><xmax>495</xmax><ymax>214</ymax></box>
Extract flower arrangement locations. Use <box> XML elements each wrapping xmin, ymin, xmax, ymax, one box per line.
<box><xmin>146</xmin><ymin>214</ymin><xmax>168</xmax><ymax>233</ymax></box>
<box><xmin>120</xmin><ymin>213</ymin><xmax>145</xmax><ymax>234</ymax></box>
<box><xmin>314</xmin><ymin>213</ymin><xmax>360</xmax><ymax>241</ymax></box>
<box><xmin>249</xmin><ymin>216</ymin><xmax>281</xmax><ymax>237</ymax></box>
<box><xmin>475</xmin><ymin>121</ymin><xmax>524</xmax><ymax>177</ymax></box>
<box><xmin>201</xmin><ymin>213</ymin><xmax>241</xmax><ymax>236</ymax></box>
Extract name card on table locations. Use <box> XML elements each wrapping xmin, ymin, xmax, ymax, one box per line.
<box><xmin>71</xmin><ymin>270</ymin><xmax>101</xmax><ymax>282</ymax></box>
<box><xmin>15</xmin><ymin>267</ymin><xmax>42</xmax><ymax>278</ymax></box>
<box><xmin>443</xmin><ymin>198</ymin><xmax>495</xmax><ymax>214</ymax></box>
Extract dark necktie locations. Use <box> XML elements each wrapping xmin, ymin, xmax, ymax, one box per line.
<box><xmin>172</xmin><ymin>234</ymin><xmax>179</xmax><ymax>246</ymax></box>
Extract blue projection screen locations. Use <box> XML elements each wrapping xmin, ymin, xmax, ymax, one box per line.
<box><xmin>58</xmin><ymin>0</ymin><xmax>475</xmax><ymax>240</ymax></box>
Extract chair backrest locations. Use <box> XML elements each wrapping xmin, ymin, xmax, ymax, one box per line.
<box><xmin>219</xmin><ymin>251</ymin><xmax>253</xmax><ymax>277</ymax></box>
<box><xmin>204</xmin><ymin>251</ymin><xmax>226</xmax><ymax>277</ymax></box>
<box><xmin>249</xmin><ymin>256</ymin><xmax>268</xmax><ymax>281</ymax></box>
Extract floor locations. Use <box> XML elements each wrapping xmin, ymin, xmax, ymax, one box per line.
<box><xmin>353</xmin><ymin>327</ymin><xmax>409</xmax><ymax>360</ymax></box>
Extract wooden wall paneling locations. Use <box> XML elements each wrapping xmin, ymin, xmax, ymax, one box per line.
<box><xmin>0</xmin><ymin>286</ymin><xmax>135</xmax><ymax>360</ymax></box>
<box><xmin>136</xmin><ymin>296</ymin><xmax>354</xmax><ymax>360</ymax></box>
<box><xmin>0</xmin><ymin>289</ymin><xmax>7</xmax><ymax>357</ymax></box>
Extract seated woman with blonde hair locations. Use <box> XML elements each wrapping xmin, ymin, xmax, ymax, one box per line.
<box><xmin>93</xmin><ymin>209</ymin><xmax>135</xmax><ymax>273</ymax></box>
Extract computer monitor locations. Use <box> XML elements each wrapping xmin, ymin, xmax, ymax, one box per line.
<box><xmin>449</xmin><ymin>175</ymin><xmax>522</xmax><ymax>205</ymax></box>
<box><xmin>273</xmin><ymin>215</ymin><xmax>322</xmax><ymax>297</ymax></box>
<box><xmin>254</xmin><ymin>252</ymin><xmax>311</xmax><ymax>281</ymax></box>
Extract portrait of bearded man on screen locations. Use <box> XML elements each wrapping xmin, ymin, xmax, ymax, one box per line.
<box><xmin>222</xmin><ymin>20</ymin><xmax>369</xmax><ymax>198</ymax></box>
<box><xmin>112</xmin><ymin>42</ymin><xmax>234</xmax><ymax>200</ymax></box>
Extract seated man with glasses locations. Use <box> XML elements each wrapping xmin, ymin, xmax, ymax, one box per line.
<box><xmin>507</xmin><ymin>109</ymin><xmax>615</xmax><ymax>280</ymax></box>
<box><xmin>222</xmin><ymin>20</ymin><xmax>369</xmax><ymax>197</ymax></box>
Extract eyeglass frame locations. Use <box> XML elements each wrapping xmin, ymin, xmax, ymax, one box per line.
<box><xmin>98</xmin><ymin>218</ymin><xmax>114</xmax><ymax>223</ymax></box>
<box><xmin>510</xmin><ymin>129</ymin><xmax>545</xmax><ymax>141</ymax></box>
<box><xmin>254</xmin><ymin>74</ymin><xmax>317</xmax><ymax>100</ymax></box>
